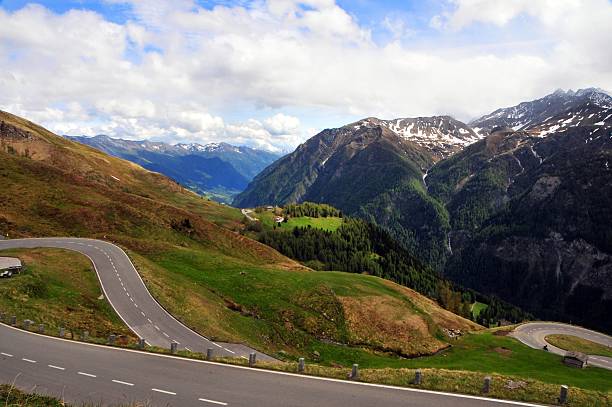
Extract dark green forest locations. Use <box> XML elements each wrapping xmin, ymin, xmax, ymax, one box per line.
<box><xmin>255</xmin><ymin>209</ymin><xmax>530</xmax><ymax>325</ymax></box>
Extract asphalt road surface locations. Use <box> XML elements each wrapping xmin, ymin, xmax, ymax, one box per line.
<box><xmin>0</xmin><ymin>323</ymin><xmax>548</xmax><ymax>407</ymax></box>
<box><xmin>512</xmin><ymin>322</ymin><xmax>612</xmax><ymax>370</ymax></box>
<box><xmin>0</xmin><ymin>238</ymin><xmax>272</xmax><ymax>361</ymax></box>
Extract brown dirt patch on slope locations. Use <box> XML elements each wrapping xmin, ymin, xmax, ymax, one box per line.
<box><xmin>339</xmin><ymin>295</ymin><xmax>447</xmax><ymax>357</ymax></box>
<box><xmin>383</xmin><ymin>280</ymin><xmax>481</xmax><ymax>333</ymax></box>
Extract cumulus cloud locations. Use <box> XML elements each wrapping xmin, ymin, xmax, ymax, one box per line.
<box><xmin>0</xmin><ymin>0</ymin><xmax>611</xmax><ymax>152</ymax></box>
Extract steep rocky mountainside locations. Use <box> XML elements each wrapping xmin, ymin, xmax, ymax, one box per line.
<box><xmin>469</xmin><ymin>88</ymin><xmax>612</xmax><ymax>135</ymax></box>
<box><xmin>420</xmin><ymin>101</ymin><xmax>611</xmax><ymax>333</ymax></box>
<box><xmin>429</xmin><ymin>120</ymin><xmax>612</xmax><ymax>331</ymax></box>
<box><xmin>233</xmin><ymin>88</ymin><xmax>612</xmax><ymax>332</ymax></box>
<box><xmin>68</xmin><ymin>135</ymin><xmax>280</xmax><ymax>201</ymax></box>
<box><xmin>375</xmin><ymin>116</ymin><xmax>480</xmax><ymax>159</ymax></box>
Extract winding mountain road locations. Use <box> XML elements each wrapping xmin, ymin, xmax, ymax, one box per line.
<box><xmin>0</xmin><ymin>237</ymin><xmax>550</xmax><ymax>406</ymax></box>
<box><xmin>0</xmin><ymin>238</ymin><xmax>272</xmax><ymax>361</ymax></box>
<box><xmin>512</xmin><ymin>322</ymin><xmax>612</xmax><ymax>370</ymax></box>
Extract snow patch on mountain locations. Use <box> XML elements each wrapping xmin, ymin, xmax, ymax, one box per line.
<box><xmin>350</xmin><ymin>116</ymin><xmax>482</xmax><ymax>159</ymax></box>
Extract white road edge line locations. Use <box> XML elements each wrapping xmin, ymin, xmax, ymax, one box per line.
<box><xmin>77</xmin><ymin>371</ymin><xmax>97</xmax><ymax>378</ymax></box>
<box><xmin>112</xmin><ymin>379</ymin><xmax>135</xmax><ymax>386</ymax></box>
<box><xmin>199</xmin><ymin>397</ymin><xmax>228</xmax><ymax>405</ymax></box>
<box><xmin>48</xmin><ymin>364</ymin><xmax>65</xmax><ymax>370</ymax></box>
<box><xmin>152</xmin><ymin>388</ymin><xmax>176</xmax><ymax>395</ymax></box>
<box><xmin>22</xmin><ymin>358</ymin><xmax>36</xmax><ymax>363</ymax></box>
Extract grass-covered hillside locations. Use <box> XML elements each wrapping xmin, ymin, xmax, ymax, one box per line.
<box><xmin>0</xmin><ymin>248</ymin><xmax>134</xmax><ymax>342</ymax></box>
<box><xmin>0</xmin><ymin>109</ymin><xmax>478</xmax><ymax>363</ymax></box>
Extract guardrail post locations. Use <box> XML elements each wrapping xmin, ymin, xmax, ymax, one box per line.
<box><xmin>10</xmin><ymin>315</ymin><xmax>16</xmax><ymax>326</ymax></box>
<box><xmin>206</xmin><ymin>348</ymin><xmax>213</xmax><ymax>361</ymax></box>
<box><xmin>483</xmin><ymin>376</ymin><xmax>491</xmax><ymax>394</ymax></box>
<box><xmin>351</xmin><ymin>364</ymin><xmax>359</xmax><ymax>380</ymax></box>
<box><xmin>249</xmin><ymin>352</ymin><xmax>256</xmax><ymax>367</ymax></box>
<box><xmin>82</xmin><ymin>330</ymin><xmax>89</xmax><ymax>341</ymax></box>
<box><xmin>414</xmin><ymin>369</ymin><xmax>422</xmax><ymax>385</ymax></box>
<box><xmin>59</xmin><ymin>327</ymin><xmax>65</xmax><ymax>338</ymax></box>
<box><xmin>171</xmin><ymin>342</ymin><xmax>178</xmax><ymax>354</ymax></box>
<box><xmin>559</xmin><ymin>385</ymin><xmax>568</xmax><ymax>404</ymax></box>
<box><xmin>298</xmin><ymin>357</ymin><xmax>305</xmax><ymax>373</ymax></box>
<box><xmin>108</xmin><ymin>334</ymin><xmax>116</xmax><ymax>345</ymax></box>
<box><xmin>138</xmin><ymin>338</ymin><xmax>145</xmax><ymax>349</ymax></box>
<box><xmin>38</xmin><ymin>324</ymin><xmax>45</xmax><ymax>334</ymax></box>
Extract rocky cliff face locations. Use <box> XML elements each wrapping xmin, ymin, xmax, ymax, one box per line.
<box><xmin>436</xmin><ymin>118</ymin><xmax>612</xmax><ymax>332</ymax></box>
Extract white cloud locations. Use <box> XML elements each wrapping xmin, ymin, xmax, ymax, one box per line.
<box><xmin>0</xmin><ymin>0</ymin><xmax>611</xmax><ymax>152</ymax></box>
<box><xmin>264</xmin><ymin>113</ymin><xmax>301</xmax><ymax>135</ymax></box>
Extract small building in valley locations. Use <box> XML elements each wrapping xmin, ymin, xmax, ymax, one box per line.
<box><xmin>0</xmin><ymin>257</ymin><xmax>22</xmax><ymax>278</ymax></box>
<box><xmin>563</xmin><ymin>351</ymin><xmax>588</xmax><ymax>368</ymax></box>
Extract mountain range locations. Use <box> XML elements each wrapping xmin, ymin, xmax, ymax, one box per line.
<box><xmin>68</xmin><ymin>135</ymin><xmax>281</xmax><ymax>202</ymax></box>
<box><xmin>234</xmin><ymin>88</ymin><xmax>612</xmax><ymax>333</ymax></box>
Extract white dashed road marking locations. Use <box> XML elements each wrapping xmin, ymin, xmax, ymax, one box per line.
<box><xmin>1</xmin><ymin>352</ymin><xmax>13</xmax><ymax>357</ymax></box>
<box><xmin>112</xmin><ymin>379</ymin><xmax>134</xmax><ymax>386</ymax></box>
<box><xmin>199</xmin><ymin>398</ymin><xmax>228</xmax><ymax>405</ymax></box>
<box><xmin>48</xmin><ymin>365</ymin><xmax>65</xmax><ymax>370</ymax></box>
<box><xmin>78</xmin><ymin>371</ymin><xmax>97</xmax><ymax>378</ymax></box>
<box><xmin>152</xmin><ymin>388</ymin><xmax>176</xmax><ymax>395</ymax></box>
<box><xmin>22</xmin><ymin>358</ymin><xmax>36</xmax><ymax>363</ymax></box>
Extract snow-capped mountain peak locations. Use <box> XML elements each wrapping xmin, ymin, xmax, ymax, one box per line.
<box><xmin>348</xmin><ymin>115</ymin><xmax>481</xmax><ymax>159</ymax></box>
<box><xmin>470</xmin><ymin>88</ymin><xmax>612</xmax><ymax>135</ymax></box>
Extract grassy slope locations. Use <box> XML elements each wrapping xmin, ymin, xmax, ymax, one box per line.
<box><xmin>0</xmin><ymin>109</ymin><xmax>476</xmax><ymax>361</ymax></box>
<box><xmin>0</xmin><ymin>248</ymin><xmax>134</xmax><ymax>342</ymax></box>
<box><xmin>546</xmin><ymin>334</ymin><xmax>612</xmax><ymax>358</ymax></box>
<box><xmin>250</xmin><ymin>209</ymin><xmax>342</xmax><ymax>232</ymax></box>
<box><xmin>283</xmin><ymin>216</ymin><xmax>343</xmax><ymax>231</ymax></box>
<box><xmin>131</xmin><ymin>245</ymin><xmax>478</xmax><ymax>359</ymax></box>
<box><xmin>471</xmin><ymin>301</ymin><xmax>488</xmax><ymax>318</ymax></box>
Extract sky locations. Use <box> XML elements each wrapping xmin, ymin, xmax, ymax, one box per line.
<box><xmin>0</xmin><ymin>0</ymin><xmax>611</xmax><ymax>152</ymax></box>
